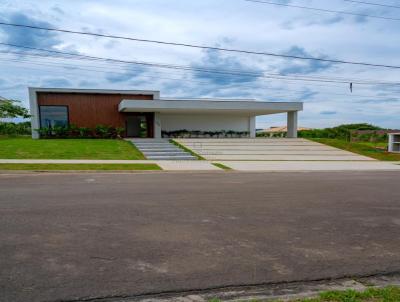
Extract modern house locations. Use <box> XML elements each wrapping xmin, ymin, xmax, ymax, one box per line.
<box><xmin>29</xmin><ymin>88</ymin><xmax>303</xmax><ymax>139</ymax></box>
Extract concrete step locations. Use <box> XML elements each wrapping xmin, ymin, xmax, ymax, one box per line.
<box><xmin>143</xmin><ymin>152</ymin><xmax>191</xmax><ymax>156</ymax></box>
<box><xmin>139</xmin><ymin>147</ymin><xmax>181</xmax><ymax>150</ymax></box>
<box><xmin>127</xmin><ymin>139</ymin><xmax>198</xmax><ymax>161</ymax></box>
<box><xmin>140</xmin><ymin>149</ymin><xmax>183</xmax><ymax>153</ymax></box>
<box><xmin>146</xmin><ymin>155</ymin><xmax>197</xmax><ymax>160</ymax></box>
<box><xmin>136</xmin><ymin>145</ymin><xmax>180</xmax><ymax>148</ymax></box>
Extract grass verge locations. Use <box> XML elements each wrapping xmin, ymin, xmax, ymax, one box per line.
<box><xmin>170</xmin><ymin>139</ymin><xmax>205</xmax><ymax>160</ymax></box>
<box><xmin>210</xmin><ymin>286</ymin><xmax>400</xmax><ymax>302</ymax></box>
<box><xmin>310</xmin><ymin>138</ymin><xmax>400</xmax><ymax>161</ymax></box>
<box><xmin>212</xmin><ymin>163</ymin><xmax>232</xmax><ymax>170</ymax></box>
<box><xmin>0</xmin><ymin>164</ymin><xmax>161</xmax><ymax>171</ymax></box>
<box><xmin>0</xmin><ymin>137</ymin><xmax>145</xmax><ymax>159</ymax></box>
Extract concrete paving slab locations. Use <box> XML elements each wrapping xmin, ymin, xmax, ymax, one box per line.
<box><xmin>217</xmin><ymin>161</ymin><xmax>400</xmax><ymax>171</ymax></box>
<box><xmin>155</xmin><ymin>161</ymin><xmax>220</xmax><ymax>171</ymax></box>
<box><xmin>177</xmin><ymin>138</ymin><xmax>374</xmax><ymax>161</ymax></box>
<box><xmin>206</xmin><ymin>155</ymin><xmax>372</xmax><ymax>161</ymax></box>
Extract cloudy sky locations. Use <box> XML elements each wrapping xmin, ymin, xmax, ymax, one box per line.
<box><xmin>0</xmin><ymin>0</ymin><xmax>400</xmax><ymax>128</ymax></box>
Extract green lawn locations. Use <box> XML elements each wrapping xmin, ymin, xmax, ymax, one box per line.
<box><xmin>0</xmin><ymin>137</ymin><xmax>145</xmax><ymax>159</ymax></box>
<box><xmin>0</xmin><ymin>163</ymin><xmax>161</xmax><ymax>171</ymax></box>
<box><xmin>310</xmin><ymin>138</ymin><xmax>400</xmax><ymax>161</ymax></box>
<box><xmin>210</xmin><ymin>286</ymin><xmax>400</xmax><ymax>302</ymax></box>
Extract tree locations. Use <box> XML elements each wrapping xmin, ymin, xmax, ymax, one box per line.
<box><xmin>0</xmin><ymin>99</ymin><xmax>30</xmax><ymax>119</ymax></box>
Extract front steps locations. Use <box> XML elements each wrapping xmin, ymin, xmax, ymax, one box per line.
<box><xmin>128</xmin><ymin>139</ymin><xmax>197</xmax><ymax>160</ymax></box>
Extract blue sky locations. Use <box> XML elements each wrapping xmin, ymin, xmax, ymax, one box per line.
<box><xmin>0</xmin><ymin>0</ymin><xmax>399</xmax><ymax>128</ymax></box>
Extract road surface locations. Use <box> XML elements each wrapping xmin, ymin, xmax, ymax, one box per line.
<box><xmin>1</xmin><ymin>171</ymin><xmax>400</xmax><ymax>301</ymax></box>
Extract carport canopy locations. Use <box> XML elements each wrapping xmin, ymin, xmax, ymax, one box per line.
<box><xmin>119</xmin><ymin>99</ymin><xmax>303</xmax><ymax>115</ymax></box>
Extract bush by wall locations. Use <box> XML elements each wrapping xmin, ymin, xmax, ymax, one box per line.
<box><xmin>37</xmin><ymin>124</ymin><xmax>125</xmax><ymax>139</ymax></box>
<box><xmin>0</xmin><ymin>122</ymin><xmax>31</xmax><ymax>136</ymax></box>
<box><xmin>257</xmin><ymin>131</ymin><xmax>287</xmax><ymax>138</ymax></box>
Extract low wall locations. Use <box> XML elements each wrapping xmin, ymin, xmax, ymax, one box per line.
<box><xmin>160</xmin><ymin>114</ymin><xmax>251</xmax><ymax>132</ymax></box>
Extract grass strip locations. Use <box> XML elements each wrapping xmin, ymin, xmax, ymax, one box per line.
<box><xmin>209</xmin><ymin>285</ymin><xmax>400</xmax><ymax>302</ymax></box>
<box><xmin>170</xmin><ymin>139</ymin><xmax>205</xmax><ymax>160</ymax></box>
<box><xmin>212</xmin><ymin>163</ymin><xmax>232</xmax><ymax>170</ymax></box>
<box><xmin>0</xmin><ymin>163</ymin><xmax>161</xmax><ymax>171</ymax></box>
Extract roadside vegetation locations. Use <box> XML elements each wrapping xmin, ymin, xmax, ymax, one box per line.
<box><xmin>298</xmin><ymin>123</ymin><xmax>384</xmax><ymax>141</ymax></box>
<box><xmin>0</xmin><ymin>137</ymin><xmax>145</xmax><ymax>159</ymax></box>
<box><xmin>298</xmin><ymin>124</ymin><xmax>399</xmax><ymax>161</ymax></box>
<box><xmin>0</xmin><ymin>163</ymin><xmax>161</xmax><ymax>171</ymax></box>
<box><xmin>310</xmin><ymin>138</ymin><xmax>400</xmax><ymax>161</ymax></box>
<box><xmin>210</xmin><ymin>286</ymin><xmax>400</xmax><ymax>302</ymax></box>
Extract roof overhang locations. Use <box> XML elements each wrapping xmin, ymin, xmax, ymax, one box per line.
<box><xmin>28</xmin><ymin>87</ymin><xmax>160</xmax><ymax>99</ymax></box>
<box><xmin>119</xmin><ymin>99</ymin><xmax>303</xmax><ymax>116</ymax></box>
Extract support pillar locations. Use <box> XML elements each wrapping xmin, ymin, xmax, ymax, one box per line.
<box><xmin>249</xmin><ymin>116</ymin><xmax>256</xmax><ymax>138</ymax></box>
<box><xmin>154</xmin><ymin>112</ymin><xmax>162</xmax><ymax>139</ymax></box>
<box><xmin>287</xmin><ymin>111</ymin><xmax>298</xmax><ymax>138</ymax></box>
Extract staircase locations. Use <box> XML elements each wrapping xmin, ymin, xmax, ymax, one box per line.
<box><xmin>128</xmin><ymin>139</ymin><xmax>197</xmax><ymax>160</ymax></box>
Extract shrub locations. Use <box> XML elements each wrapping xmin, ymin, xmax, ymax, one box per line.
<box><xmin>0</xmin><ymin>121</ymin><xmax>31</xmax><ymax>135</ymax></box>
<box><xmin>52</xmin><ymin>126</ymin><xmax>68</xmax><ymax>138</ymax></box>
<box><xmin>299</xmin><ymin>123</ymin><xmax>383</xmax><ymax>141</ymax></box>
<box><xmin>78</xmin><ymin>127</ymin><xmax>91</xmax><ymax>138</ymax></box>
<box><xmin>37</xmin><ymin>127</ymin><xmax>51</xmax><ymax>138</ymax></box>
<box><xmin>115</xmin><ymin>127</ymin><xmax>125</xmax><ymax>138</ymax></box>
<box><xmin>34</xmin><ymin>124</ymin><xmax>125</xmax><ymax>139</ymax></box>
<box><xmin>95</xmin><ymin>125</ymin><xmax>112</xmax><ymax>138</ymax></box>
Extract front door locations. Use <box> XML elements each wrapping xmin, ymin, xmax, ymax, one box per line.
<box><xmin>126</xmin><ymin>115</ymin><xmax>149</xmax><ymax>137</ymax></box>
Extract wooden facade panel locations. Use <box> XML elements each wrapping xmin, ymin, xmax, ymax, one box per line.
<box><xmin>37</xmin><ymin>92</ymin><xmax>153</xmax><ymax>129</ymax></box>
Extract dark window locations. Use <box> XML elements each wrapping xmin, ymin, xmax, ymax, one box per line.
<box><xmin>39</xmin><ymin>106</ymin><xmax>69</xmax><ymax>128</ymax></box>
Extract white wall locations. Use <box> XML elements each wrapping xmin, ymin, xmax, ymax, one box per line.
<box><xmin>160</xmin><ymin>114</ymin><xmax>251</xmax><ymax>132</ymax></box>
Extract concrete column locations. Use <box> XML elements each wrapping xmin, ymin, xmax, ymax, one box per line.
<box><xmin>249</xmin><ymin>116</ymin><xmax>256</xmax><ymax>138</ymax></box>
<box><xmin>154</xmin><ymin>112</ymin><xmax>162</xmax><ymax>139</ymax></box>
<box><xmin>388</xmin><ymin>134</ymin><xmax>394</xmax><ymax>153</ymax></box>
<box><xmin>29</xmin><ymin>88</ymin><xmax>40</xmax><ymax>139</ymax></box>
<box><xmin>287</xmin><ymin>111</ymin><xmax>298</xmax><ymax>138</ymax></box>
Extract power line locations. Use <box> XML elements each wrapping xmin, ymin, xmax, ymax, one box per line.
<box><xmin>0</xmin><ymin>22</ymin><xmax>400</xmax><ymax>69</ymax></box>
<box><xmin>1</xmin><ymin>54</ymin><xmax>397</xmax><ymax>101</ymax></box>
<box><xmin>343</xmin><ymin>0</ymin><xmax>400</xmax><ymax>9</ymax></box>
<box><xmin>1</xmin><ymin>43</ymin><xmax>400</xmax><ymax>87</ymax></box>
<box><xmin>245</xmin><ymin>0</ymin><xmax>400</xmax><ymax>21</ymax></box>
<box><xmin>1</xmin><ymin>46</ymin><xmax>399</xmax><ymax>99</ymax></box>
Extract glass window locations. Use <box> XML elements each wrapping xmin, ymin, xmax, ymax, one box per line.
<box><xmin>39</xmin><ymin>106</ymin><xmax>69</xmax><ymax>128</ymax></box>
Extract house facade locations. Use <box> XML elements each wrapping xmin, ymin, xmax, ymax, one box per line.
<box><xmin>29</xmin><ymin>88</ymin><xmax>303</xmax><ymax>139</ymax></box>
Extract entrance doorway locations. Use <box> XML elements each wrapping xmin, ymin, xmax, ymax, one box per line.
<box><xmin>125</xmin><ymin>114</ymin><xmax>154</xmax><ymax>138</ymax></box>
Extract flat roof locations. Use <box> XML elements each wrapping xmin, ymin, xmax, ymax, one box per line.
<box><xmin>119</xmin><ymin>99</ymin><xmax>303</xmax><ymax>115</ymax></box>
<box><xmin>28</xmin><ymin>87</ymin><xmax>160</xmax><ymax>97</ymax></box>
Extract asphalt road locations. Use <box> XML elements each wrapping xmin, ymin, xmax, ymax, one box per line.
<box><xmin>1</xmin><ymin>171</ymin><xmax>400</xmax><ymax>302</ymax></box>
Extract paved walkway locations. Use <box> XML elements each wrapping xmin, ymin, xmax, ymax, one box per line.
<box><xmin>1</xmin><ymin>159</ymin><xmax>399</xmax><ymax>172</ymax></box>
<box><xmin>0</xmin><ymin>159</ymin><xmax>220</xmax><ymax>171</ymax></box>
<box><xmin>0</xmin><ymin>159</ymin><xmax>399</xmax><ymax>171</ymax></box>
<box><xmin>218</xmin><ymin>161</ymin><xmax>400</xmax><ymax>171</ymax></box>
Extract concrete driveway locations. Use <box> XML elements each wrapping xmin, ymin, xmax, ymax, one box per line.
<box><xmin>176</xmin><ymin>138</ymin><xmax>374</xmax><ymax>161</ymax></box>
<box><xmin>1</xmin><ymin>171</ymin><xmax>400</xmax><ymax>302</ymax></box>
